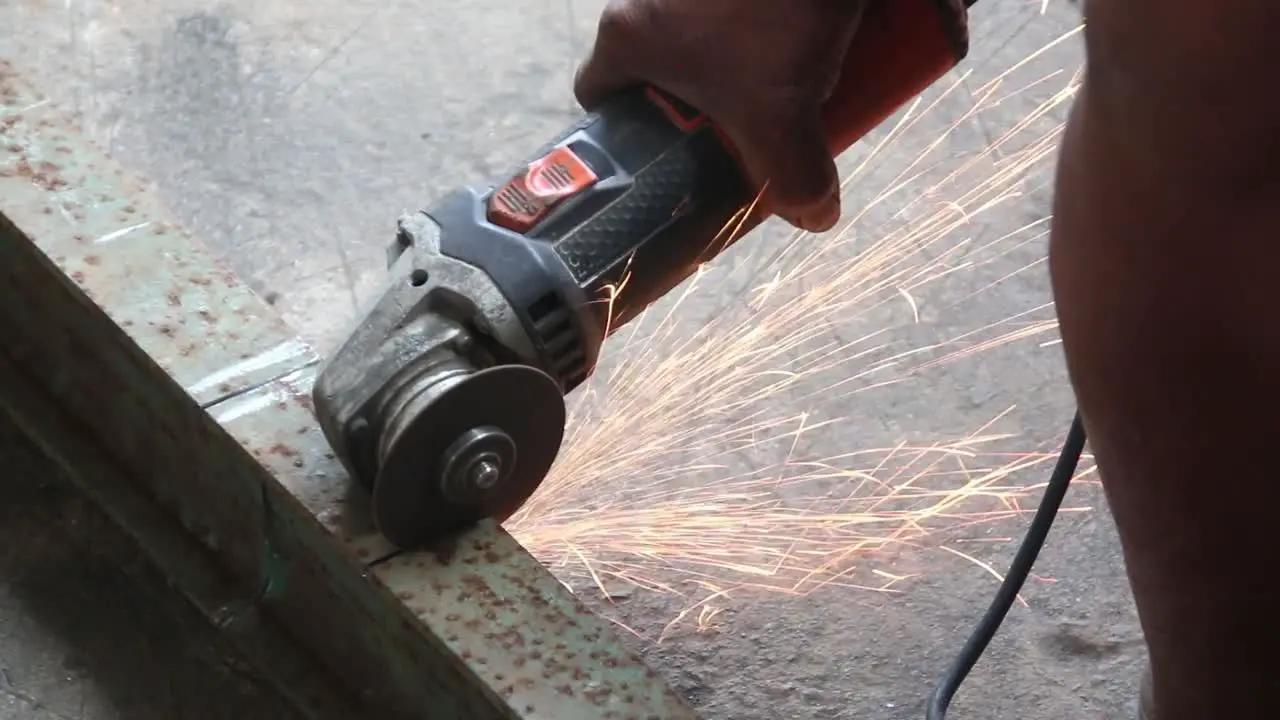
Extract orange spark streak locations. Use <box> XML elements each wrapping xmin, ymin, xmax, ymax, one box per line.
<box><xmin>508</xmin><ymin>26</ymin><xmax>1090</xmax><ymax>634</ymax></box>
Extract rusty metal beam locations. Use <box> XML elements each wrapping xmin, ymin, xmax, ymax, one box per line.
<box><xmin>0</xmin><ymin>58</ymin><xmax>696</xmax><ymax>720</ymax></box>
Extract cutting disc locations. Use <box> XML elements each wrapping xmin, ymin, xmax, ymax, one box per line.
<box><xmin>372</xmin><ymin>364</ymin><xmax>566</xmax><ymax>549</ymax></box>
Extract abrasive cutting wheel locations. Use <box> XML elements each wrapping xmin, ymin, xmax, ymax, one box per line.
<box><xmin>372</xmin><ymin>364</ymin><xmax>566</xmax><ymax>549</ymax></box>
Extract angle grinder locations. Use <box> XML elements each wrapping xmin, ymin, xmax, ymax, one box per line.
<box><xmin>313</xmin><ymin>0</ymin><xmax>971</xmax><ymax>550</ymax></box>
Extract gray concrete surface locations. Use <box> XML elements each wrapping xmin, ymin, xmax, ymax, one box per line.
<box><xmin>1</xmin><ymin>1</ymin><xmax>1147</xmax><ymax>718</ymax></box>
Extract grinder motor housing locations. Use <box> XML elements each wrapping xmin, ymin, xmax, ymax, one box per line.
<box><xmin>313</xmin><ymin>0</ymin><xmax>971</xmax><ymax>550</ymax></box>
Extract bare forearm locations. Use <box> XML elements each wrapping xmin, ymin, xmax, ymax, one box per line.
<box><xmin>1049</xmin><ymin>22</ymin><xmax>1280</xmax><ymax>718</ymax></box>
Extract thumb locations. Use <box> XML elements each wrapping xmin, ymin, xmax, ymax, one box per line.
<box><xmin>574</xmin><ymin>47</ymin><xmax>634</xmax><ymax>110</ymax></box>
<box><xmin>722</xmin><ymin>101</ymin><xmax>842</xmax><ymax>233</ymax></box>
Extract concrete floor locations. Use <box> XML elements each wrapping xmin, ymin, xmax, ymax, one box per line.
<box><xmin>1</xmin><ymin>1</ymin><xmax>1148</xmax><ymax>718</ymax></box>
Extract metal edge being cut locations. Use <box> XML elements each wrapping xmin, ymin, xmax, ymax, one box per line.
<box><xmin>0</xmin><ymin>59</ymin><xmax>697</xmax><ymax>719</ymax></box>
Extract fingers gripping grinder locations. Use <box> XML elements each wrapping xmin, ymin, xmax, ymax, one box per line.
<box><xmin>313</xmin><ymin>1</ymin><xmax>970</xmax><ymax>549</ymax></box>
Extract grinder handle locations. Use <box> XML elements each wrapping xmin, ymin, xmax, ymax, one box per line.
<box><xmin>595</xmin><ymin>0</ymin><xmax>968</xmax><ymax>320</ymax></box>
<box><xmin>464</xmin><ymin>0</ymin><xmax>968</xmax><ymax>391</ymax></box>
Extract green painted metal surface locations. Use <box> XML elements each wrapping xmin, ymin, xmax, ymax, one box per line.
<box><xmin>0</xmin><ymin>58</ymin><xmax>696</xmax><ymax>719</ymax></box>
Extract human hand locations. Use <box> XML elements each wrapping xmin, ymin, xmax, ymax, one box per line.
<box><xmin>574</xmin><ymin>0</ymin><xmax>869</xmax><ymax>233</ymax></box>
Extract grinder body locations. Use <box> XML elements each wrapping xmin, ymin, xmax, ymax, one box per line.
<box><xmin>313</xmin><ymin>0</ymin><xmax>970</xmax><ymax>549</ymax></box>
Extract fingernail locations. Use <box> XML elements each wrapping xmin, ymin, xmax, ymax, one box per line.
<box><xmin>799</xmin><ymin>191</ymin><xmax>841</xmax><ymax>233</ymax></box>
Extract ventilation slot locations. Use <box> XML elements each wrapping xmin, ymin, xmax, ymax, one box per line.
<box><xmin>527</xmin><ymin>292</ymin><xmax>586</xmax><ymax>387</ymax></box>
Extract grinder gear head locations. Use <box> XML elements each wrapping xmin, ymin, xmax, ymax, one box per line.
<box><xmin>311</xmin><ymin>212</ymin><xmax>570</xmax><ymax>549</ymax></box>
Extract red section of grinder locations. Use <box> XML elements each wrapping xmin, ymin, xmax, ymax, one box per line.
<box><xmin>824</xmin><ymin>0</ymin><xmax>967</xmax><ymax>156</ymax></box>
<box><xmin>656</xmin><ymin>0</ymin><xmax>967</xmax><ymax>225</ymax></box>
<box><xmin>488</xmin><ymin>146</ymin><xmax>600</xmax><ymax>233</ymax></box>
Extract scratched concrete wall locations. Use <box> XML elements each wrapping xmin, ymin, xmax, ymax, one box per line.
<box><xmin>1</xmin><ymin>1</ymin><xmax>1148</xmax><ymax>719</ymax></box>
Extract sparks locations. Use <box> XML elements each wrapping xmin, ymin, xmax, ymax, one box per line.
<box><xmin>509</xmin><ymin>27</ymin><xmax>1090</xmax><ymax>635</ymax></box>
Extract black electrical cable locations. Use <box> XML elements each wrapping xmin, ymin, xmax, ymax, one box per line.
<box><xmin>925</xmin><ymin>411</ymin><xmax>1087</xmax><ymax>720</ymax></box>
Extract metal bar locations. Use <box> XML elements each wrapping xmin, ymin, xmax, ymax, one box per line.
<box><xmin>0</xmin><ymin>59</ymin><xmax>696</xmax><ymax>720</ymax></box>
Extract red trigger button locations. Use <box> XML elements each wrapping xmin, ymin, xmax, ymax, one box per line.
<box><xmin>488</xmin><ymin>146</ymin><xmax>599</xmax><ymax>234</ymax></box>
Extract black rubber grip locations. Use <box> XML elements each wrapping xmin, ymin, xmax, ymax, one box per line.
<box><xmin>522</xmin><ymin>87</ymin><xmax>754</xmax><ymax>331</ymax></box>
<box><xmin>430</xmin><ymin>87</ymin><xmax>756</xmax><ymax>393</ymax></box>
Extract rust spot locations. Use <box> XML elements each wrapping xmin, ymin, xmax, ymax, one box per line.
<box><xmin>73</xmin><ymin>234</ymin><xmax>89</xmax><ymax>244</ymax></box>
<box><xmin>486</xmin><ymin>628</ymin><xmax>526</xmax><ymax>650</ymax></box>
<box><xmin>12</xmin><ymin>159</ymin><xmax>69</xmax><ymax>192</ymax></box>
<box><xmin>123</xmin><ymin>204</ymin><xmax>136</xmax><ymax>213</ymax></box>
<box><xmin>179</xmin><ymin>343</ymin><xmax>198</xmax><ymax>356</ymax></box>
<box><xmin>483</xmin><ymin>550</ymin><xmax>502</xmax><ymax>564</ymax></box>
<box><xmin>556</xmin><ymin>685</ymin><xmax>575</xmax><ymax>697</ymax></box>
<box><xmin>291</xmin><ymin>458</ymin><xmax>304</xmax><ymax>468</ymax></box>
<box><xmin>70</xmin><ymin>270</ymin><xmax>85</xmax><ymax>283</ymax></box>
<box><xmin>429</xmin><ymin>536</ymin><xmax>459</xmax><ymax>565</ymax></box>
<box><xmin>166</xmin><ymin>291</ymin><xmax>181</xmax><ymax>306</ymax></box>
<box><xmin>218</xmin><ymin>383</ymin><xmax>233</xmax><ymax>394</ymax></box>
<box><xmin>4</xmin><ymin>144</ymin><xmax>19</xmax><ymax>153</ymax></box>
<box><xmin>584</xmin><ymin>687</ymin><xmax>611</xmax><ymax>706</ymax></box>
<box><xmin>158</xmin><ymin>324</ymin><xmax>176</xmax><ymax>337</ymax></box>
<box><xmin>267</xmin><ymin>443</ymin><xmax>299</xmax><ymax>457</ymax></box>
<box><xmin>198</xmin><ymin>309</ymin><xmax>215</xmax><ymax>323</ymax></box>
<box><xmin>41</xmin><ymin>206</ymin><xmax>51</xmax><ymax>215</ymax></box>
<box><xmin>190</xmin><ymin>276</ymin><xmax>212</xmax><ymax>286</ymax></box>
<box><xmin>55</xmin><ymin>146</ymin><xmax>71</xmax><ymax>154</ymax></box>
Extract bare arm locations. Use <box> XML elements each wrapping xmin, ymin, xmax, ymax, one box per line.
<box><xmin>1051</xmin><ymin>3</ymin><xmax>1280</xmax><ymax>716</ymax></box>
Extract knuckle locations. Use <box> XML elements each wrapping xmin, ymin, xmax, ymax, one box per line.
<box><xmin>596</xmin><ymin>1</ymin><xmax>648</xmax><ymax>45</ymax></box>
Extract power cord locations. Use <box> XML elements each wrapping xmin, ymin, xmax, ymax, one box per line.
<box><xmin>925</xmin><ymin>411</ymin><xmax>1087</xmax><ymax>720</ymax></box>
